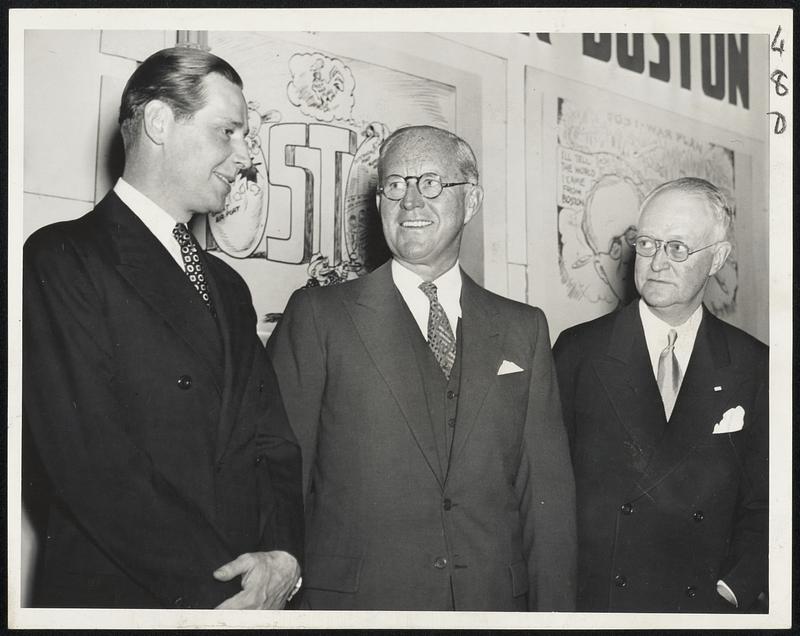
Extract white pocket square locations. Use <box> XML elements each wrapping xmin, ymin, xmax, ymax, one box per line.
<box><xmin>713</xmin><ymin>405</ymin><xmax>745</xmax><ymax>434</ymax></box>
<box><xmin>497</xmin><ymin>360</ymin><xmax>524</xmax><ymax>375</ymax></box>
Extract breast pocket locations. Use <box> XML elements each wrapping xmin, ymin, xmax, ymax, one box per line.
<box><xmin>494</xmin><ymin>369</ymin><xmax>531</xmax><ymax>411</ymax></box>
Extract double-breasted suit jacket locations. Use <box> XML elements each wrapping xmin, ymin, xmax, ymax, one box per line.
<box><xmin>553</xmin><ymin>301</ymin><xmax>768</xmax><ymax>612</ymax></box>
<box><xmin>267</xmin><ymin>262</ymin><xmax>576</xmax><ymax>611</ymax></box>
<box><xmin>23</xmin><ymin>192</ymin><xmax>303</xmax><ymax>608</ymax></box>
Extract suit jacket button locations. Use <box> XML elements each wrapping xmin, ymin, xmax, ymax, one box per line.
<box><xmin>447</xmin><ymin>390</ymin><xmax>456</xmax><ymax>399</ymax></box>
<box><xmin>693</xmin><ymin>510</ymin><xmax>704</xmax><ymax>522</ymax></box>
<box><xmin>685</xmin><ymin>585</ymin><xmax>697</xmax><ymax>598</ymax></box>
<box><xmin>443</xmin><ymin>498</ymin><xmax>452</xmax><ymax>511</ymax></box>
<box><xmin>614</xmin><ymin>575</ymin><xmax>627</xmax><ymax>588</ymax></box>
<box><xmin>177</xmin><ymin>375</ymin><xmax>192</xmax><ymax>390</ymax></box>
<box><xmin>620</xmin><ymin>503</ymin><xmax>633</xmax><ymax>515</ymax></box>
<box><xmin>433</xmin><ymin>557</ymin><xmax>447</xmax><ymax>569</ymax></box>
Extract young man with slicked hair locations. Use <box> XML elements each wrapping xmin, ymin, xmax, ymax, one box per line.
<box><xmin>24</xmin><ymin>47</ymin><xmax>303</xmax><ymax>609</ymax></box>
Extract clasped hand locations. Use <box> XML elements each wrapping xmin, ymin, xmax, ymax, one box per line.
<box><xmin>213</xmin><ymin>550</ymin><xmax>300</xmax><ymax>609</ymax></box>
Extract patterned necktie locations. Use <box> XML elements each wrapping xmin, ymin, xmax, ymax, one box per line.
<box><xmin>419</xmin><ymin>281</ymin><xmax>456</xmax><ymax>379</ymax></box>
<box><xmin>172</xmin><ymin>223</ymin><xmax>215</xmax><ymax>314</ymax></box>
<box><xmin>657</xmin><ymin>329</ymin><xmax>681</xmax><ymax>420</ymax></box>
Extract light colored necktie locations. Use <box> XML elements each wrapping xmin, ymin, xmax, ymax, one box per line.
<box><xmin>419</xmin><ymin>281</ymin><xmax>456</xmax><ymax>379</ymax></box>
<box><xmin>657</xmin><ymin>329</ymin><xmax>681</xmax><ymax>420</ymax></box>
<box><xmin>173</xmin><ymin>223</ymin><xmax>215</xmax><ymax>314</ymax></box>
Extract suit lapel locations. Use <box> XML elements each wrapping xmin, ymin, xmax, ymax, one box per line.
<box><xmin>594</xmin><ymin>303</ymin><xmax>666</xmax><ymax>470</ymax></box>
<box><xmin>448</xmin><ymin>273</ymin><xmax>502</xmax><ymax>475</ymax></box>
<box><xmin>632</xmin><ymin>309</ymin><xmax>736</xmax><ymax>497</ymax></box>
<box><xmin>346</xmin><ymin>263</ymin><xmax>445</xmax><ymax>488</ymax></box>
<box><xmin>103</xmin><ymin>194</ymin><xmax>224</xmax><ymax>395</ymax></box>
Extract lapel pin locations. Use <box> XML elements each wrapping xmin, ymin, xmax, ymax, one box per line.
<box><xmin>713</xmin><ymin>386</ymin><xmax>722</xmax><ymax>392</ymax></box>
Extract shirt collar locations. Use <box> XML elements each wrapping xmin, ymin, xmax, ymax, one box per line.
<box><xmin>638</xmin><ymin>299</ymin><xmax>703</xmax><ymax>339</ymax></box>
<box><xmin>638</xmin><ymin>299</ymin><xmax>703</xmax><ymax>374</ymax></box>
<box><xmin>113</xmin><ymin>178</ymin><xmax>187</xmax><ymax>271</ymax></box>
<box><xmin>114</xmin><ymin>178</ymin><xmax>183</xmax><ymax>236</ymax></box>
<box><xmin>391</xmin><ymin>259</ymin><xmax>462</xmax><ymax>316</ymax></box>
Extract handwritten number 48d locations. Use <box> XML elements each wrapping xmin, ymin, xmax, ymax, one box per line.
<box><xmin>768</xmin><ymin>26</ymin><xmax>788</xmax><ymax>134</ymax></box>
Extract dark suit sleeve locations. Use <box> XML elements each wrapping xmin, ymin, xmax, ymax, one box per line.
<box><xmin>23</xmin><ymin>232</ymin><xmax>240</xmax><ymax>608</ymax></box>
<box><xmin>265</xmin><ymin>289</ymin><xmax>326</xmax><ymax>500</ymax></box>
<box><xmin>514</xmin><ymin>309</ymin><xmax>577</xmax><ymax>611</ymax></box>
<box><xmin>252</xmin><ymin>345</ymin><xmax>304</xmax><ymax>564</ymax></box>
<box><xmin>720</xmin><ymin>350</ymin><xmax>769</xmax><ymax>609</ymax></box>
<box><xmin>552</xmin><ymin>328</ymin><xmax>577</xmax><ymax>456</ymax></box>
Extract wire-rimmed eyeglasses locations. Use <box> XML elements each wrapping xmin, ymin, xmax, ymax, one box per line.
<box><xmin>377</xmin><ymin>173</ymin><xmax>475</xmax><ymax>201</ymax></box>
<box><xmin>628</xmin><ymin>235</ymin><xmax>720</xmax><ymax>262</ymax></box>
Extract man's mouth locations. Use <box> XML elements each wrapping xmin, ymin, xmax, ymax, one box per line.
<box><xmin>400</xmin><ymin>220</ymin><xmax>433</xmax><ymax>228</ymax></box>
<box><xmin>213</xmin><ymin>171</ymin><xmax>235</xmax><ymax>189</ymax></box>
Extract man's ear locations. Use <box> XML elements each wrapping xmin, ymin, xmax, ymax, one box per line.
<box><xmin>463</xmin><ymin>184</ymin><xmax>484</xmax><ymax>226</ymax></box>
<box><xmin>142</xmin><ymin>100</ymin><xmax>174</xmax><ymax>146</ymax></box>
<box><xmin>708</xmin><ymin>240</ymin><xmax>731</xmax><ymax>277</ymax></box>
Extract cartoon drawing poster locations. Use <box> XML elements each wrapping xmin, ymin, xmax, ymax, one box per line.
<box><xmin>523</xmin><ymin>62</ymin><xmax>760</xmax><ymax>342</ymax></box>
<box><xmin>555</xmin><ymin>96</ymin><xmax>738</xmax><ymax>316</ymax></box>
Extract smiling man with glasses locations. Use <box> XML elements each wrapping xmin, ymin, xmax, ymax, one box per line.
<box><xmin>554</xmin><ymin>177</ymin><xmax>768</xmax><ymax>613</ymax></box>
<box><xmin>267</xmin><ymin>125</ymin><xmax>577</xmax><ymax>611</ymax></box>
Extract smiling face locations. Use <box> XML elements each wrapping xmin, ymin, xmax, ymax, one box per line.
<box><xmin>634</xmin><ymin>188</ymin><xmax>730</xmax><ymax>325</ymax></box>
<box><xmin>160</xmin><ymin>73</ymin><xmax>251</xmax><ymax>219</ymax></box>
<box><xmin>376</xmin><ymin>131</ymin><xmax>483</xmax><ymax>281</ymax></box>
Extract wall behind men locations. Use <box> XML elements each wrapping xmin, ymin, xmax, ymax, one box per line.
<box><xmin>19</xmin><ymin>25</ymin><xmax>770</xmax><ymax>606</ymax></box>
<box><xmin>23</xmin><ymin>29</ymin><xmax>769</xmax><ymax>346</ymax></box>
<box><xmin>445</xmin><ymin>32</ymin><xmax>769</xmax><ymax>343</ymax></box>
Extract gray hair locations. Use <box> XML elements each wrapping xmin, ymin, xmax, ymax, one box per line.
<box><xmin>640</xmin><ymin>177</ymin><xmax>732</xmax><ymax>242</ymax></box>
<box><xmin>378</xmin><ymin>125</ymin><xmax>479</xmax><ymax>183</ymax></box>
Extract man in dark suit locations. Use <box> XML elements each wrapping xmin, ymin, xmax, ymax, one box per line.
<box><xmin>554</xmin><ymin>177</ymin><xmax>768</xmax><ymax>612</ymax></box>
<box><xmin>267</xmin><ymin>125</ymin><xmax>576</xmax><ymax>611</ymax></box>
<box><xmin>23</xmin><ymin>47</ymin><xmax>303</xmax><ymax>609</ymax></box>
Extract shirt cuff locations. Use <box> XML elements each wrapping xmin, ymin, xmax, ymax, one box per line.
<box><xmin>287</xmin><ymin>576</ymin><xmax>303</xmax><ymax>602</ymax></box>
<box><xmin>716</xmin><ymin>579</ymin><xmax>738</xmax><ymax>607</ymax></box>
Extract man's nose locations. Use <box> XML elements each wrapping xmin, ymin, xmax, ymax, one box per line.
<box><xmin>650</xmin><ymin>244</ymin><xmax>670</xmax><ymax>271</ymax></box>
<box><xmin>401</xmin><ymin>181</ymin><xmax>424</xmax><ymax>210</ymax></box>
<box><xmin>231</xmin><ymin>136</ymin><xmax>252</xmax><ymax>170</ymax></box>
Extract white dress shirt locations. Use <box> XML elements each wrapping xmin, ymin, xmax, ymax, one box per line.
<box><xmin>638</xmin><ymin>299</ymin><xmax>703</xmax><ymax>386</ymax></box>
<box><xmin>391</xmin><ymin>259</ymin><xmax>462</xmax><ymax>340</ymax></box>
<box><xmin>114</xmin><ymin>178</ymin><xmax>186</xmax><ymax>272</ymax></box>
<box><xmin>638</xmin><ymin>299</ymin><xmax>738</xmax><ymax>607</ymax></box>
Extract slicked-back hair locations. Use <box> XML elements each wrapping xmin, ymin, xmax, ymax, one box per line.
<box><xmin>640</xmin><ymin>177</ymin><xmax>732</xmax><ymax>242</ymax></box>
<box><xmin>119</xmin><ymin>47</ymin><xmax>243</xmax><ymax>151</ymax></box>
<box><xmin>378</xmin><ymin>125</ymin><xmax>479</xmax><ymax>184</ymax></box>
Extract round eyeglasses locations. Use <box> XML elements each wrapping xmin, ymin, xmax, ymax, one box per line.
<box><xmin>377</xmin><ymin>173</ymin><xmax>475</xmax><ymax>201</ymax></box>
<box><xmin>629</xmin><ymin>235</ymin><xmax>719</xmax><ymax>262</ymax></box>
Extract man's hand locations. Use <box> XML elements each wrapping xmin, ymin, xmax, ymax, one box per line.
<box><xmin>213</xmin><ymin>550</ymin><xmax>300</xmax><ymax>609</ymax></box>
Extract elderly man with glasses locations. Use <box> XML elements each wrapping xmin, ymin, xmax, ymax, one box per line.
<box><xmin>267</xmin><ymin>125</ymin><xmax>577</xmax><ymax>611</ymax></box>
<box><xmin>553</xmin><ymin>177</ymin><xmax>768</xmax><ymax>613</ymax></box>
